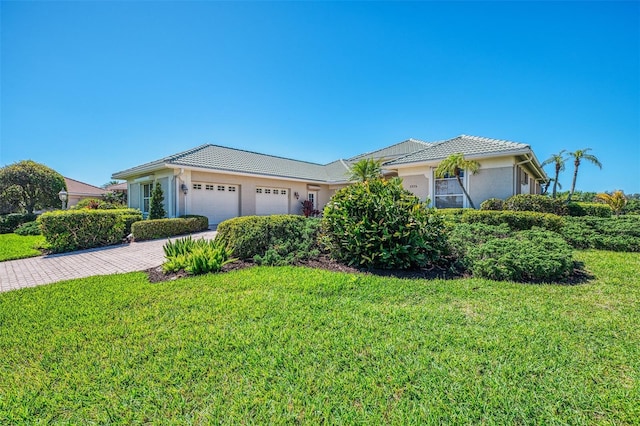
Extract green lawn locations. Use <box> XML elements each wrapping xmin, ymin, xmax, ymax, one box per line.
<box><xmin>0</xmin><ymin>250</ymin><xmax>638</xmax><ymax>424</ymax></box>
<box><xmin>0</xmin><ymin>233</ymin><xmax>45</xmax><ymax>261</ymax></box>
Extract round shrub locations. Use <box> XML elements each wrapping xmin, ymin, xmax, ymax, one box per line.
<box><xmin>14</xmin><ymin>220</ymin><xmax>41</xmax><ymax>236</ymax></box>
<box><xmin>465</xmin><ymin>229</ymin><xmax>574</xmax><ymax>282</ymax></box>
<box><xmin>504</xmin><ymin>194</ymin><xmax>568</xmax><ymax>216</ymax></box>
<box><xmin>321</xmin><ymin>178</ymin><xmax>447</xmax><ymax>269</ymax></box>
<box><xmin>480</xmin><ymin>198</ymin><xmax>504</xmax><ymax>211</ymax></box>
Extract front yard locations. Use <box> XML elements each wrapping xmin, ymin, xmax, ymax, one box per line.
<box><xmin>0</xmin><ymin>250</ymin><xmax>638</xmax><ymax>423</ymax></box>
<box><xmin>0</xmin><ymin>233</ymin><xmax>45</xmax><ymax>262</ymax></box>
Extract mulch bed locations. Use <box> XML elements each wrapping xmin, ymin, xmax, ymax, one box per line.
<box><xmin>146</xmin><ymin>255</ymin><xmax>592</xmax><ymax>285</ymax></box>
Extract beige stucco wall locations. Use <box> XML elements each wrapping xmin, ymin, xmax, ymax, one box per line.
<box><xmin>468</xmin><ymin>167</ymin><xmax>515</xmax><ymax>207</ymax></box>
<box><xmin>399</xmin><ymin>174</ymin><xmax>430</xmax><ymax>202</ymax></box>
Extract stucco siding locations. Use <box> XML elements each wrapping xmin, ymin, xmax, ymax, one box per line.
<box><xmin>401</xmin><ymin>174</ymin><xmax>430</xmax><ymax>202</ymax></box>
<box><xmin>469</xmin><ymin>167</ymin><xmax>514</xmax><ymax>207</ymax></box>
<box><xmin>128</xmin><ymin>183</ymin><xmax>141</xmax><ymax>210</ymax></box>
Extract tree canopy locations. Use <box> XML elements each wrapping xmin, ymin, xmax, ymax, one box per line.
<box><xmin>0</xmin><ymin>160</ymin><xmax>66</xmax><ymax>214</ymax></box>
<box><xmin>348</xmin><ymin>158</ymin><xmax>383</xmax><ymax>182</ymax></box>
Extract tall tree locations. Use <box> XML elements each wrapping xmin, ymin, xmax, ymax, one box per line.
<box><xmin>149</xmin><ymin>182</ymin><xmax>166</xmax><ymax>219</ymax></box>
<box><xmin>0</xmin><ymin>160</ymin><xmax>66</xmax><ymax>214</ymax></box>
<box><xmin>541</xmin><ymin>150</ymin><xmax>567</xmax><ymax>198</ymax></box>
<box><xmin>348</xmin><ymin>158</ymin><xmax>383</xmax><ymax>182</ymax></box>
<box><xmin>434</xmin><ymin>153</ymin><xmax>480</xmax><ymax>209</ymax></box>
<box><xmin>567</xmin><ymin>149</ymin><xmax>602</xmax><ymax>202</ymax></box>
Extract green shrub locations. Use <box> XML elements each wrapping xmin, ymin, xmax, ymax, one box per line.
<box><xmin>321</xmin><ymin>178</ymin><xmax>447</xmax><ymax>269</ymax></box>
<box><xmin>504</xmin><ymin>194</ymin><xmax>568</xmax><ymax>216</ymax></box>
<box><xmin>131</xmin><ymin>215</ymin><xmax>209</xmax><ymax>241</ymax></box>
<box><xmin>448</xmin><ymin>223</ymin><xmax>573</xmax><ymax>282</ymax></box>
<box><xmin>38</xmin><ymin>209</ymin><xmax>142</xmax><ymax>253</ymax></box>
<box><xmin>73</xmin><ymin>198</ymin><xmax>123</xmax><ymax>210</ymax></box>
<box><xmin>480</xmin><ymin>198</ymin><xmax>504</xmax><ymax>211</ymax></box>
<box><xmin>162</xmin><ymin>236</ymin><xmax>234</xmax><ymax>275</ymax></box>
<box><xmin>567</xmin><ymin>202</ymin><xmax>612</xmax><ymax>218</ymax></box>
<box><xmin>466</xmin><ymin>229</ymin><xmax>574</xmax><ymax>282</ymax></box>
<box><xmin>561</xmin><ymin>216</ymin><xmax>640</xmax><ymax>252</ymax></box>
<box><xmin>14</xmin><ymin>221</ymin><xmax>41</xmax><ymax>236</ymax></box>
<box><xmin>460</xmin><ymin>210</ymin><xmax>564</xmax><ymax>232</ymax></box>
<box><xmin>216</xmin><ymin>215</ymin><xmax>321</xmax><ymax>265</ymax></box>
<box><xmin>0</xmin><ymin>213</ymin><xmax>37</xmax><ymax>234</ymax></box>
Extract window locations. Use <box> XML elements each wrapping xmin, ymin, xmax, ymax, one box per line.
<box><xmin>193</xmin><ymin>183</ymin><xmax>202</xmax><ymax>190</ymax></box>
<box><xmin>434</xmin><ymin>171</ymin><xmax>464</xmax><ymax>208</ymax></box>
<box><xmin>308</xmin><ymin>192</ymin><xmax>316</xmax><ymax>209</ymax></box>
<box><xmin>228</xmin><ymin>186</ymin><xmax>236</xmax><ymax>192</ymax></box>
<box><xmin>273</xmin><ymin>189</ymin><xmax>279</xmax><ymax>195</ymax></box>
<box><xmin>256</xmin><ymin>188</ymin><xmax>262</xmax><ymax>194</ymax></box>
<box><xmin>205</xmin><ymin>184</ymin><xmax>214</xmax><ymax>191</ymax></box>
<box><xmin>142</xmin><ymin>183</ymin><xmax>153</xmax><ymax>214</ymax></box>
<box><xmin>217</xmin><ymin>185</ymin><xmax>225</xmax><ymax>191</ymax></box>
<box><xmin>265</xmin><ymin>189</ymin><xmax>271</xmax><ymax>194</ymax></box>
<box><xmin>281</xmin><ymin>189</ymin><xmax>287</xmax><ymax>195</ymax></box>
<box><xmin>520</xmin><ymin>169</ymin><xmax>529</xmax><ymax>185</ymax></box>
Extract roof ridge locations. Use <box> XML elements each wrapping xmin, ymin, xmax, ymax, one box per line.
<box><xmin>458</xmin><ymin>134</ymin><xmax>529</xmax><ymax>147</ymax></box>
<box><xmin>64</xmin><ymin>176</ymin><xmax>105</xmax><ymax>191</ymax></box>
<box><xmin>348</xmin><ymin>138</ymin><xmax>432</xmax><ymax>161</ymax></box>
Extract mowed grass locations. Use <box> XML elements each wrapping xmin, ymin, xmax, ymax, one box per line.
<box><xmin>0</xmin><ymin>250</ymin><xmax>638</xmax><ymax>424</ymax></box>
<box><xmin>0</xmin><ymin>233</ymin><xmax>45</xmax><ymax>261</ymax></box>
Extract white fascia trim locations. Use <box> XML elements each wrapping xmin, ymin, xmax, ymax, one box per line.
<box><xmin>388</xmin><ymin>148</ymin><xmax>533</xmax><ymax>169</ymax></box>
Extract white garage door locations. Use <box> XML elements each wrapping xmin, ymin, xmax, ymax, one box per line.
<box><xmin>256</xmin><ymin>187</ymin><xmax>289</xmax><ymax>215</ymax></box>
<box><xmin>190</xmin><ymin>183</ymin><xmax>240</xmax><ymax>225</ymax></box>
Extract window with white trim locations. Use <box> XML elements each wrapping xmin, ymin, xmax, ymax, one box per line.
<box><xmin>142</xmin><ymin>183</ymin><xmax>153</xmax><ymax>215</ymax></box>
<box><xmin>434</xmin><ymin>171</ymin><xmax>464</xmax><ymax>208</ymax></box>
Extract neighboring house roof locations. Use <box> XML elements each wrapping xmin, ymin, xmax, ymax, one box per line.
<box><xmin>113</xmin><ymin>134</ymin><xmax>548</xmax><ymax>183</ymax></box>
<box><xmin>64</xmin><ymin>177</ymin><xmax>105</xmax><ymax>197</ymax></box>
<box><xmin>105</xmin><ymin>182</ymin><xmax>128</xmax><ymax>191</ymax></box>
<box><xmin>113</xmin><ymin>144</ymin><xmax>352</xmax><ymax>183</ymax></box>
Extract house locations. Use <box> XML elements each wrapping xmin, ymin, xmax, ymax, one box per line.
<box><xmin>111</xmin><ymin>134</ymin><xmax>548</xmax><ymax>225</ymax></box>
<box><xmin>63</xmin><ymin>177</ymin><xmax>106</xmax><ymax>208</ymax></box>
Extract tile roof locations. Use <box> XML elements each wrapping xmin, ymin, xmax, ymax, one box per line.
<box><xmin>64</xmin><ymin>177</ymin><xmax>106</xmax><ymax>196</ymax></box>
<box><xmin>113</xmin><ymin>144</ymin><xmax>351</xmax><ymax>183</ymax></box>
<box><xmin>385</xmin><ymin>135</ymin><xmax>531</xmax><ymax>165</ymax></box>
<box><xmin>113</xmin><ymin>134</ymin><xmax>542</xmax><ymax>182</ymax></box>
<box><xmin>348</xmin><ymin>138</ymin><xmax>432</xmax><ymax>161</ymax></box>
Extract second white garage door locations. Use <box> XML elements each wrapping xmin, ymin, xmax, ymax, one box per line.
<box><xmin>256</xmin><ymin>187</ymin><xmax>289</xmax><ymax>215</ymax></box>
<box><xmin>190</xmin><ymin>183</ymin><xmax>240</xmax><ymax>226</ymax></box>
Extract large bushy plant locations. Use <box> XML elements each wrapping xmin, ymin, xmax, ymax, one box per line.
<box><xmin>504</xmin><ymin>194</ymin><xmax>568</xmax><ymax>216</ymax></box>
<box><xmin>321</xmin><ymin>178</ymin><xmax>447</xmax><ymax>269</ymax></box>
<box><xmin>0</xmin><ymin>160</ymin><xmax>66</xmax><ymax>214</ymax></box>
<box><xmin>163</xmin><ymin>236</ymin><xmax>235</xmax><ymax>275</ymax></box>
<box><xmin>216</xmin><ymin>215</ymin><xmax>321</xmax><ymax>265</ymax></box>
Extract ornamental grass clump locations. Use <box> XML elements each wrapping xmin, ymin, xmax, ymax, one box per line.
<box><xmin>321</xmin><ymin>177</ymin><xmax>447</xmax><ymax>269</ymax></box>
<box><xmin>162</xmin><ymin>236</ymin><xmax>235</xmax><ymax>275</ymax></box>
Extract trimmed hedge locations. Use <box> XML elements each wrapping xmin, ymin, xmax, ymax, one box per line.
<box><xmin>561</xmin><ymin>216</ymin><xmax>640</xmax><ymax>252</ymax></box>
<box><xmin>216</xmin><ymin>215</ymin><xmax>321</xmax><ymax>265</ymax></box>
<box><xmin>567</xmin><ymin>202</ymin><xmax>612</xmax><ymax>218</ymax></box>
<box><xmin>459</xmin><ymin>210</ymin><xmax>564</xmax><ymax>232</ymax></box>
<box><xmin>131</xmin><ymin>215</ymin><xmax>209</xmax><ymax>241</ymax></box>
<box><xmin>503</xmin><ymin>194</ymin><xmax>568</xmax><ymax>216</ymax></box>
<box><xmin>39</xmin><ymin>209</ymin><xmax>143</xmax><ymax>253</ymax></box>
<box><xmin>0</xmin><ymin>213</ymin><xmax>37</xmax><ymax>234</ymax></box>
<box><xmin>448</xmin><ymin>223</ymin><xmax>574</xmax><ymax>282</ymax></box>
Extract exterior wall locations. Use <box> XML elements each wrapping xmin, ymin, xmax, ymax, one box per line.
<box><xmin>468</xmin><ymin>166</ymin><xmax>514</xmax><ymax>207</ymax></box>
<box><xmin>399</xmin><ymin>174</ymin><xmax>430</xmax><ymax>202</ymax></box>
<box><xmin>128</xmin><ymin>183</ymin><xmax>141</xmax><ymax>210</ymax></box>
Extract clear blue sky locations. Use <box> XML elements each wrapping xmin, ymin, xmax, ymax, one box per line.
<box><xmin>1</xmin><ymin>1</ymin><xmax>638</xmax><ymax>193</ymax></box>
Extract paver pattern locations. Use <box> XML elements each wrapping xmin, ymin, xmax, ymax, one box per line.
<box><xmin>0</xmin><ymin>230</ymin><xmax>217</xmax><ymax>293</ymax></box>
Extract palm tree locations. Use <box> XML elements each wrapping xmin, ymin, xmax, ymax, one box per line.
<box><xmin>434</xmin><ymin>153</ymin><xmax>480</xmax><ymax>209</ymax></box>
<box><xmin>567</xmin><ymin>149</ymin><xmax>602</xmax><ymax>202</ymax></box>
<box><xmin>348</xmin><ymin>158</ymin><xmax>383</xmax><ymax>182</ymax></box>
<box><xmin>595</xmin><ymin>190</ymin><xmax>627</xmax><ymax>216</ymax></box>
<box><xmin>541</xmin><ymin>150</ymin><xmax>567</xmax><ymax>198</ymax></box>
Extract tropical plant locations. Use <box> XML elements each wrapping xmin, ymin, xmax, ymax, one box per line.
<box><xmin>348</xmin><ymin>158</ymin><xmax>383</xmax><ymax>182</ymax></box>
<box><xmin>162</xmin><ymin>236</ymin><xmax>235</xmax><ymax>274</ymax></box>
<box><xmin>567</xmin><ymin>149</ymin><xmax>602</xmax><ymax>202</ymax></box>
<box><xmin>149</xmin><ymin>182</ymin><xmax>166</xmax><ymax>219</ymax></box>
<box><xmin>595</xmin><ymin>191</ymin><xmax>627</xmax><ymax>216</ymax></box>
<box><xmin>0</xmin><ymin>160</ymin><xmax>66</xmax><ymax>214</ymax></box>
<box><xmin>541</xmin><ymin>150</ymin><xmax>567</xmax><ymax>198</ymax></box>
<box><xmin>434</xmin><ymin>153</ymin><xmax>480</xmax><ymax>209</ymax></box>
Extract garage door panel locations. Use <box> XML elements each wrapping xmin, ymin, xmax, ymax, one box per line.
<box><xmin>190</xmin><ymin>183</ymin><xmax>239</xmax><ymax>225</ymax></box>
<box><xmin>256</xmin><ymin>187</ymin><xmax>289</xmax><ymax>215</ymax></box>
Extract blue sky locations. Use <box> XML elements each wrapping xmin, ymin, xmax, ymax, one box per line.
<box><xmin>1</xmin><ymin>1</ymin><xmax>638</xmax><ymax>194</ymax></box>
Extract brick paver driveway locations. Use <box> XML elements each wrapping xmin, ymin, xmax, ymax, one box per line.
<box><xmin>0</xmin><ymin>230</ymin><xmax>217</xmax><ymax>293</ymax></box>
